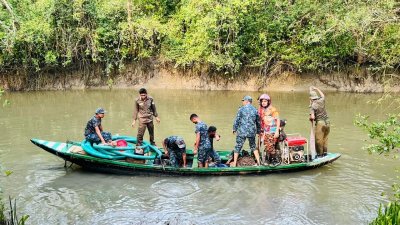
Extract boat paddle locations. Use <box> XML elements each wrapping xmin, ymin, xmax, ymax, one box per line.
<box><xmin>258</xmin><ymin>134</ymin><xmax>264</xmax><ymax>164</ymax></box>
<box><xmin>309</xmin><ymin>121</ymin><xmax>316</xmax><ymax>160</ymax></box>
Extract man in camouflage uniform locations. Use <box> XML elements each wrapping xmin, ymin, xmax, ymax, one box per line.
<box><xmin>84</xmin><ymin>108</ymin><xmax>114</xmax><ymax>145</ymax></box>
<box><xmin>309</xmin><ymin>86</ymin><xmax>330</xmax><ymax>157</ymax></box>
<box><xmin>162</xmin><ymin>136</ymin><xmax>187</xmax><ymax>167</ymax></box>
<box><xmin>232</xmin><ymin>96</ymin><xmax>262</xmax><ymax>167</ymax></box>
<box><xmin>190</xmin><ymin>114</ymin><xmax>212</xmax><ymax>168</ymax></box>
<box><xmin>132</xmin><ymin>88</ymin><xmax>160</xmax><ymax>149</ymax></box>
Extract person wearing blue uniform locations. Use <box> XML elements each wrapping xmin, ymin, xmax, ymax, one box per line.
<box><xmin>84</xmin><ymin>108</ymin><xmax>114</xmax><ymax>145</ymax></box>
<box><xmin>232</xmin><ymin>96</ymin><xmax>262</xmax><ymax>167</ymax></box>
<box><xmin>190</xmin><ymin>114</ymin><xmax>212</xmax><ymax>168</ymax></box>
<box><xmin>162</xmin><ymin>136</ymin><xmax>187</xmax><ymax>167</ymax></box>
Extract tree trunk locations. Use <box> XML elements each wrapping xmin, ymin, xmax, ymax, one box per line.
<box><xmin>127</xmin><ymin>0</ymin><xmax>132</xmax><ymax>26</ymax></box>
<box><xmin>0</xmin><ymin>0</ymin><xmax>17</xmax><ymax>33</ymax></box>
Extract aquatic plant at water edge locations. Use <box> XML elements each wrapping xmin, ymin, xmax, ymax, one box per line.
<box><xmin>355</xmin><ymin>114</ymin><xmax>400</xmax><ymax>154</ymax></box>
<box><xmin>0</xmin><ymin>89</ymin><xmax>10</xmax><ymax>107</ymax></box>
<box><xmin>0</xmin><ymin>171</ymin><xmax>28</xmax><ymax>225</ymax></box>
<box><xmin>0</xmin><ymin>197</ymin><xmax>29</xmax><ymax>225</ymax></box>
<box><xmin>369</xmin><ymin>182</ymin><xmax>400</xmax><ymax>225</ymax></box>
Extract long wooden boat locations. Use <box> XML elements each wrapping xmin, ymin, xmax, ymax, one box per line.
<box><xmin>30</xmin><ymin>138</ymin><xmax>341</xmax><ymax>176</ymax></box>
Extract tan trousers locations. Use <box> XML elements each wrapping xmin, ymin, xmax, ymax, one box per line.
<box><xmin>315</xmin><ymin>120</ymin><xmax>330</xmax><ymax>156</ymax></box>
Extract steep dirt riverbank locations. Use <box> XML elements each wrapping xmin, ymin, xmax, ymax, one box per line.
<box><xmin>1</xmin><ymin>63</ymin><xmax>398</xmax><ymax>92</ymax></box>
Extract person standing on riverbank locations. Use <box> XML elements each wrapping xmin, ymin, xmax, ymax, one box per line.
<box><xmin>132</xmin><ymin>88</ymin><xmax>160</xmax><ymax>151</ymax></box>
<box><xmin>190</xmin><ymin>114</ymin><xmax>212</xmax><ymax>168</ymax></box>
<box><xmin>162</xmin><ymin>136</ymin><xmax>187</xmax><ymax>167</ymax></box>
<box><xmin>232</xmin><ymin>96</ymin><xmax>262</xmax><ymax>167</ymax></box>
<box><xmin>84</xmin><ymin>108</ymin><xmax>115</xmax><ymax>145</ymax></box>
<box><xmin>309</xmin><ymin>86</ymin><xmax>330</xmax><ymax>157</ymax></box>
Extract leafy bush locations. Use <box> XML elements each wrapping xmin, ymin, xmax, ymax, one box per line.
<box><xmin>0</xmin><ymin>0</ymin><xmax>399</xmax><ymax>76</ymax></box>
<box><xmin>355</xmin><ymin>114</ymin><xmax>400</xmax><ymax>154</ymax></box>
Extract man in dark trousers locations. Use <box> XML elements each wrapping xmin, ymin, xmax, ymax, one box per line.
<box><xmin>132</xmin><ymin>88</ymin><xmax>160</xmax><ymax>151</ymax></box>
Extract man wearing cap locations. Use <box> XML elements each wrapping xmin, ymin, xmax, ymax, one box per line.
<box><xmin>132</xmin><ymin>88</ymin><xmax>160</xmax><ymax>149</ymax></box>
<box><xmin>309</xmin><ymin>86</ymin><xmax>330</xmax><ymax>157</ymax></box>
<box><xmin>232</xmin><ymin>96</ymin><xmax>262</xmax><ymax>167</ymax></box>
<box><xmin>162</xmin><ymin>136</ymin><xmax>187</xmax><ymax>167</ymax></box>
<box><xmin>84</xmin><ymin>108</ymin><xmax>114</xmax><ymax>145</ymax></box>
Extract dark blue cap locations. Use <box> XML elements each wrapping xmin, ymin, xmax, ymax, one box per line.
<box><xmin>242</xmin><ymin>95</ymin><xmax>252</xmax><ymax>102</ymax></box>
<box><xmin>95</xmin><ymin>108</ymin><xmax>106</xmax><ymax>114</ymax></box>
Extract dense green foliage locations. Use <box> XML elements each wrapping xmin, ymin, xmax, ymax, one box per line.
<box><xmin>0</xmin><ymin>0</ymin><xmax>399</xmax><ymax>76</ymax></box>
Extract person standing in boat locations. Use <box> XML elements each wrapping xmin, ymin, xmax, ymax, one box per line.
<box><xmin>190</xmin><ymin>114</ymin><xmax>212</xmax><ymax>168</ymax></box>
<box><xmin>309</xmin><ymin>86</ymin><xmax>330</xmax><ymax>157</ymax></box>
<box><xmin>132</xmin><ymin>88</ymin><xmax>160</xmax><ymax>151</ymax></box>
<box><xmin>207</xmin><ymin>126</ymin><xmax>221</xmax><ymax>165</ymax></box>
<box><xmin>232</xmin><ymin>96</ymin><xmax>262</xmax><ymax>167</ymax></box>
<box><xmin>258</xmin><ymin>94</ymin><xmax>281</xmax><ymax>165</ymax></box>
<box><xmin>162</xmin><ymin>136</ymin><xmax>187</xmax><ymax>167</ymax></box>
<box><xmin>84</xmin><ymin>108</ymin><xmax>115</xmax><ymax>145</ymax></box>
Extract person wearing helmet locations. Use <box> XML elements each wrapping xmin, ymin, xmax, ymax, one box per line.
<box><xmin>309</xmin><ymin>86</ymin><xmax>330</xmax><ymax>157</ymax></box>
<box><xmin>258</xmin><ymin>94</ymin><xmax>271</xmax><ymax>129</ymax></box>
<box><xmin>258</xmin><ymin>94</ymin><xmax>281</xmax><ymax>165</ymax></box>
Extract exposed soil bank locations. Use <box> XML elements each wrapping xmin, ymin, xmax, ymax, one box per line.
<box><xmin>1</xmin><ymin>63</ymin><xmax>398</xmax><ymax>92</ymax></box>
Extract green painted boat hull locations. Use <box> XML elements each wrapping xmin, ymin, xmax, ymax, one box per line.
<box><xmin>30</xmin><ymin>138</ymin><xmax>341</xmax><ymax>176</ymax></box>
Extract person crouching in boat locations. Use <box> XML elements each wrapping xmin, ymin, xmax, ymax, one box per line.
<box><xmin>162</xmin><ymin>136</ymin><xmax>187</xmax><ymax>167</ymax></box>
<box><xmin>190</xmin><ymin>114</ymin><xmax>213</xmax><ymax>168</ymax></box>
<box><xmin>84</xmin><ymin>108</ymin><xmax>116</xmax><ymax>146</ymax></box>
<box><xmin>309</xmin><ymin>86</ymin><xmax>330</xmax><ymax>158</ymax></box>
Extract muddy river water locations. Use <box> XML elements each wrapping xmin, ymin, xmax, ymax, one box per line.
<box><xmin>0</xmin><ymin>89</ymin><xmax>398</xmax><ymax>224</ymax></box>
